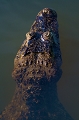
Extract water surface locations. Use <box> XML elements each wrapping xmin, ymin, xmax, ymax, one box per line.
<box><xmin>0</xmin><ymin>1</ymin><xmax>79</xmax><ymax>120</ymax></box>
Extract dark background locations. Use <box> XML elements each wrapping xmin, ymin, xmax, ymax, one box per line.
<box><xmin>0</xmin><ymin>0</ymin><xmax>79</xmax><ymax>120</ymax></box>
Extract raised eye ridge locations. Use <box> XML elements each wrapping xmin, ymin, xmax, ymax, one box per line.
<box><xmin>41</xmin><ymin>31</ymin><xmax>53</xmax><ymax>41</ymax></box>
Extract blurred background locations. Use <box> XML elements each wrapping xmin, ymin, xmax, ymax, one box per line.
<box><xmin>0</xmin><ymin>0</ymin><xmax>79</xmax><ymax>119</ymax></box>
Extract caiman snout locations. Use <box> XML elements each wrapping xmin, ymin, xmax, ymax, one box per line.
<box><xmin>25</xmin><ymin>31</ymin><xmax>53</xmax><ymax>54</ymax></box>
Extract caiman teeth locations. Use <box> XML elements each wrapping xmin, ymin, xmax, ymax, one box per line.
<box><xmin>26</xmin><ymin>60</ymin><xmax>29</xmax><ymax>65</ymax></box>
<box><xmin>36</xmin><ymin>60</ymin><xmax>49</xmax><ymax>66</ymax></box>
<box><xmin>29</xmin><ymin>60</ymin><xmax>33</xmax><ymax>65</ymax></box>
<box><xmin>44</xmin><ymin>61</ymin><xmax>48</xmax><ymax>66</ymax></box>
<box><xmin>37</xmin><ymin>60</ymin><xmax>43</xmax><ymax>65</ymax></box>
<box><xmin>37</xmin><ymin>60</ymin><xmax>39</xmax><ymax>64</ymax></box>
<box><xmin>40</xmin><ymin>60</ymin><xmax>43</xmax><ymax>65</ymax></box>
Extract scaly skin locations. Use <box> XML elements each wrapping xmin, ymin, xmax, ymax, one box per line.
<box><xmin>0</xmin><ymin>8</ymin><xmax>73</xmax><ymax>120</ymax></box>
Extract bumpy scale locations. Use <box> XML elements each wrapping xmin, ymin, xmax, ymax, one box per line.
<box><xmin>0</xmin><ymin>8</ymin><xmax>73</xmax><ymax>120</ymax></box>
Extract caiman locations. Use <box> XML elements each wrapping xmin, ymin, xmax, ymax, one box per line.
<box><xmin>0</xmin><ymin>8</ymin><xmax>73</xmax><ymax>120</ymax></box>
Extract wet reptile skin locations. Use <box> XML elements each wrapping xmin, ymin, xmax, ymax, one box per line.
<box><xmin>0</xmin><ymin>8</ymin><xmax>73</xmax><ymax>120</ymax></box>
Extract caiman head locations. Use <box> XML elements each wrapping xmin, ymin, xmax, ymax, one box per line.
<box><xmin>24</xmin><ymin>8</ymin><xmax>59</xmax><ymax>54</ymax></box>
<box><xmin>12</xmin><ymin>8</ymin><xmax>62</xmax><ymax>83</ymax></box>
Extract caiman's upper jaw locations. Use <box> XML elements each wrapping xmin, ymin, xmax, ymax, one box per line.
<box><xmin>34</xmin><ymin>8</ymin><xmax>58</xmax><ymax>33</ymax></box>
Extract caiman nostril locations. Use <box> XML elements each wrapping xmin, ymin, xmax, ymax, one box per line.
<box><xmin>42</xmin><ymin>8</ymin><xmax>57</xmax><ymax>18</ymax></box>
<box><xmin>42</xmin><ymin>8</ymin><xmax>50</xmax><ymax>13</ymax></box>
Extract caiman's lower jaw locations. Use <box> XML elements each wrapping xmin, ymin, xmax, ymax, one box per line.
<box><xmin>13</xmin><ymin>50</ymin><xmax>55</xmax><ymax>81</ymax></box>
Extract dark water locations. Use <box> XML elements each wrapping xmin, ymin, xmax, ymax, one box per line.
<box><xmin>0</xmin><ymin>0</ymin><xmax>79</xmax><ymax>120</ymax></box>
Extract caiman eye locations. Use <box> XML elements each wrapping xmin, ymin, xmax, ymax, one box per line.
<box><xmin>26</xmin><ymin>32</ymin><xmax>36</xmax><ymax>43</ymax></box>
<box><xmin>26</xmin><ymin>32</ymin><xmax>36</xmax><ymax>40</ymax></box>
<box><xmin>25</xmin><ymin>32</ymin><xmax>36</xmax><ymax>46</ymax></box>
<box><xmin>41</xmin><ymin>31</ymin><xmax>52</xmax><ymax>41</ymax></box>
